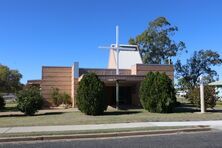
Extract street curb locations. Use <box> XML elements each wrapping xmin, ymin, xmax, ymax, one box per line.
<box><xmin>0</xmin><ymin>126</ymin><xmax>211</xmax><ymax>143</ymax></box>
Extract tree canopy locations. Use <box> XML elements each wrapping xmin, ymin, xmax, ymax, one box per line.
<box><xmin>129</xmin><ymin>17</ymin><xmax>185</xmax><ymax>64</ymax></box>
<box><xmin>175</xmin><ymin>49</ymin><xmax>222</xmax><ymax>90</ymax></box>
<box><xmin>0</xmin><ymin>64</ymin><xmax>23</xmax><ymax>93</ymax></box>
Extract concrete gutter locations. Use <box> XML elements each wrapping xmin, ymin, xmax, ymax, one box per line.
<box><xmin>0</xmin><ymin>126</ymin><xmax>211</xmax><ymax>143</ymax></box>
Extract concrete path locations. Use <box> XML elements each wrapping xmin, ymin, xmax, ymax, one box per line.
<box><xmin>1</xmin><ymin>120</ymin><xmax>222</xmax><ymax>134</ymax></box>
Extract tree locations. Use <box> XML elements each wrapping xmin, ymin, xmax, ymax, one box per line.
<box><xmin>175</xmin><ymin>50</ymin><xmax>222</xmax><ymax>90</ymax></box>
<box><xmin>0</xmin><ymin>64</ymin><xmax>23</xmax><ymax>93</ymax></box>
<box><xmin>187</xmin><ymin>86</ymin><xmax>218</xmax><ymax>109</ymax></box>
<box><xmin>129</xmin><ymin>17</ymin><xmax>185</xmax><ymax>64</ymax></box>
<box><xmin>139</xmin><ymin>72</ymin><xmax>176</xmax><ymax>113</ymax></box>
<box><xmin>16</xmin><ymin>86</ymin><xmax>43</xmax><ymax>116</ymax></box>
<box><xmin>76</xmin><ymin>73</ymin><xmax>107</xmax><ymax>115</ymax></box>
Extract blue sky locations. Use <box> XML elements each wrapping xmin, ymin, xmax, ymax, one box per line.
<box><xmin>0</xmin><ymin>0</ymin><xmax>222</xmax><ymax>83</ymax></box>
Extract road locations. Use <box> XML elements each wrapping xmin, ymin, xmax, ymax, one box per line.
<box><xmin>1</xmin><ymin>131</ymin><xmax>222</xmax><ymax>148</ymax></box>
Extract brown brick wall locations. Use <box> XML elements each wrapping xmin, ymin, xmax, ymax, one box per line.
<box><xmin>41</xmin><ymin>66</ymin><xmax>72</xmax><ymax>106</ymax></box>
<box><xmin>40</xmin><ymin>64</ymin><xmax>174</xmax><ymax>108</ymax></box>
<box><xmin>132</xmin><ymin>64</ymin><xmax>174</xmax><ymax>79</ymax></box>
<box><xmin>79</xmin><ymin>68</ymin><xmax>131</xmax><ymax>76</ymax></box>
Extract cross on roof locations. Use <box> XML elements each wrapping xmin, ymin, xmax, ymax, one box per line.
<box><xmin>99</xmin><ymin>26</ymin><xmax>139</xmax><ymax>75</ymax></box>
<box><xmin>99</xmin><ymin>26</ymin><xmax>139</xmax><ymax>109</ymax></box>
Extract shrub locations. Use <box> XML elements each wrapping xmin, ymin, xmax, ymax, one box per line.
<box><xmin>60</xmin><ymin>92</ymin><xmax>71</xmax><ymax>105</ymax></box>
<box><xmin>51</xmin><ymin>88</ymin><xmax>71</xmax><ymax>106</ymax></box>
<box><xmin>0</xmin><ymin>95</ymin><xmax>5</xmax><ymax>110</ymax></box>
<box><xmin>51</xmin><ymin>88</ymin><xmax>61</xmax><ymax>106</ymax></box>
<box><xmin>76</xmin><ymin>73</ymin><xmax>107</xmax><ymax>115</ymax></box>
<box><xmin>139</xmin><ymin>72</ymin><xmax>176</xmax><ymax>113</ymax></box>
<box><xmin>16</xmin><ymin>86</ymin><xmax>43</xmax><ymax>116</ymax></box>
<box><xmin>187</xmin><ymin>86</ymin><xmax>217</xmax><ymax>109</ymax></box>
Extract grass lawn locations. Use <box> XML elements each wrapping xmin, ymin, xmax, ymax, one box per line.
<box><xmin>1</xmin><ymin>106</ymin><xmax>222</xmax><ymax>127</ymax></box>
<box><xmin>1</xmin><ymin>99</ymin><xmax>222</xmax><ymax>128</ymax></box>
<box><xmin>1</xmin><ymin>101</ymin><xmax>18</xmax><ymax>112</ymax></box>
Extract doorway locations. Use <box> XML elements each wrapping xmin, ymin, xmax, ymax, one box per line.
<box><xmin>105</xmin><ymin>86</ymin><xmax>132</xmax><ymax>106</ymax></box>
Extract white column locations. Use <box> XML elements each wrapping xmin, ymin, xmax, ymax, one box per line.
<box><xmin>116</xmin><ymin>81</ymin><xmax>119</xmax><ymax>109</ymax></box>
<box><xmin>200</xmin><ymin>75</ymin><xmax>205</xmax><ymax>113</ymax></box>
<box><xmin>116</xmin><ymin>25</ymin><xmax>119</xmax><ymax>109</ymax></box>
<box><xmin>116</xmin><ymin>25</ymin><xmax>119</xmax><ymax>75</ymax></box>
<box><xmin>71</xmin><ymin>62</ymin><xmax>79</xmax><ymax>108</ymax></box>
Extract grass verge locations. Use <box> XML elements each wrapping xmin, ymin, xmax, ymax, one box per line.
<box><xmin>0</xmin><ymin>126</ymin><xmax>196</xmax><ymax>138</ymax></box>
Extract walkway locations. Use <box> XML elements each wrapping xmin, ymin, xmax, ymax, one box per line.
<box><xmin>1</xmin><ymin>120</ymin><xmax>222</xmax><ymax>134</ymax></box>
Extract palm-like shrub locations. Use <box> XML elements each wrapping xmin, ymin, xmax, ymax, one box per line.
<box><xmin>76</xmin><ymin>73</ymin><xmax>107</xmax><ymax>115</ymax></box>
<box><xmin>51</xmin><ymin>88</ymin><xmax>71</xmax><ymax>106</ymax></box>
<box><xmin>139</xmin><ymin>72</ymin><xmax>176</xmax><ymax>113</ymax></box>
<box><xmin>16</xmin><ymin>86</ymin><xmax>43</xmax><ymax>116</ymax></box>
<box><xmin>51</xmin><ymin>88</ymin><xmax>61</xmax><ymax>106</ymax></box>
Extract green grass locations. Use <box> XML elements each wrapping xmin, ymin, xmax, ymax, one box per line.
<box><xmin>0</xmin><ymin>107</ymin><xmax>222</xmax><ymax>128</ymax></box>
<box><xmin>0</xmin><ymin>126</ymin><xmax>193</xmax><ymax>138</ymax></box>
<box><xmin>216</xmin><ymin>101</ymin><xmax>222</xmax><ymax>106</ymax></box>
<box><xmin>2</xmin><ymin>101</ymin><xmax>18</xmax><ymax>112</ymax></box>
<box><xmin>1</xmin><ymin>100</ymin><xmax>222</xmax><ymax>128</ymax></box>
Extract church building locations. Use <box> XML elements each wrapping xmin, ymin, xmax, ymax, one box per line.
<box><xmin>28</xmin><ymin>46</ymin><xmax>174</xmax><ymax>108</ymax></box>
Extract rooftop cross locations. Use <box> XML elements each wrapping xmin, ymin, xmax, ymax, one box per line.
<box><xmin>99</xmin><ymin>26</ymin><xmax>138</xmax><ymax>109</ymax></box>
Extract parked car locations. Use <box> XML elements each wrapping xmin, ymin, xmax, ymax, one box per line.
<box><xmin>176</xmin><ymin>91</ymin><xmax>187</xmax><ymax>98</ymax></box>
<box><xmin>1</xmin><ymin>93</ymin><xmax>17</xmax><ymax>102</ymax></box>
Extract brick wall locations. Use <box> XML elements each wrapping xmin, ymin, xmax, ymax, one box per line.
<box><xmin>131</xmin><ymin>64</ymin><xmax>174</xmax><ymax>79</ymax></box>
<box><xmin>79</xmin><ymin>68</ymin><xmax>131</xmax><ymax>76</ymax></box>
<box><xmin>41</xmin><ymin>66</ymin><xmax>72</xmax><ymax>106</ymax></box>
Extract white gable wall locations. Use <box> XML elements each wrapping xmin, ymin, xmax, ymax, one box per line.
<box><xmin>108</xmin><ymin>49</ymin><xmax>142</xmax><ymax>69</ymax></box>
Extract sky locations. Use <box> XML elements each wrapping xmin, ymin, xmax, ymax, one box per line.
<box><xmin>0</xmin><ymin>0</ymin><xmax>222</xmax><ymax>83</ymax></box>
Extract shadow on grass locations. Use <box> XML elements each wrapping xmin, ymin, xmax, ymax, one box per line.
<box><xmin>103</xmin><ymin>111</ymin><xmax>142</xmax><ymax>116</ymax></box>
<box><xmin>207</xmin><ymin>109</ymin><xmax>222</xmax><ymax>113</ymax></box>
<box><xmin>36</xmin><ymin>112</ymin><xmax>64</xmax><ymax>116</ymax></box>
<box><xmin>174</xmin><ymin>103</ymin><xmax>222</xmax><ymax>113</ymax></box>
<box><xmin>0</xmin><ymin>111</ymin><xmax>64</xmax><ymax>117</ymax></box>
<box><xmin>174</xmin><ymin>107</ymin><xmax>199</xmax><ymax>113</ymax></box>
<box><xmin>1</xmin><ymin>106</ymin><xmax>18</xmax><ymax>112</ymax></box>
<box><xmin>109</xmin><ymin>105</ymin><xmax>143</xmax><ymax>110</ymax></box>
<box><xmin>173</xmin><ymin>103</ymin><xmax>199</xmax><ymax>113</ymax></box>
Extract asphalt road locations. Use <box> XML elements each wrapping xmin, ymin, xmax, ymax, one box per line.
<box><xmin>1</xmin><ymin>131</ymin><xmax>222</xmax><ymax>148</ymax></box>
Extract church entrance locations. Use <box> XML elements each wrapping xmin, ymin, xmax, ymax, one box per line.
<box><xmin>105</xmin><ymin>86</ymin><xmax>132</xmax><ymax>107</ymax></box>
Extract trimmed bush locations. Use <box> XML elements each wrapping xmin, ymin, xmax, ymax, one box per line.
<box><xmin>76</xmin><ymin>73</ymin><xmax>107</xmax><ymax>115</ymax></box>
<box><xmin>0</xmin><ymin>95</ymin><xmax>5</xmax><ymax>110</ymax></box>
<box><xmin>139</xmin><ymin>72</ymin><xmax>176</xmax><ymax>113</ymax></box>
<box><xmin>16</xmin><ymin>86</ymin><xmax>43</xmax><ymax>116</ymax></box>
<box><xmin>187</xmin><ymin>86</ymin><xmax>217</xmax><ymax>109</ymax></box>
